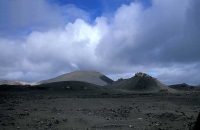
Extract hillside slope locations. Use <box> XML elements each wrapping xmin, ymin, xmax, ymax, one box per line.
<box><xmin>107</xmin><ymin>72</ymin><xmax>174</xmax><ymax>92</ymax></box>
<box><xmin>34</xmin><ymin>70</ymin><xmax>113</xmax><ymax>86</ymax></box>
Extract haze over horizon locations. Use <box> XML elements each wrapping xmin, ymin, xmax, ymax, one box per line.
<box><xmin>0</xmin><ymin>0</ymin><xmax>199</xmax><ymax>85</ymax></box>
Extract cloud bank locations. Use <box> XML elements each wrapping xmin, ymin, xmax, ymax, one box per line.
<box><xmin>0</xmin><ymin>0</ymin><xmax>199</xmax><ymax>85</ymax></box>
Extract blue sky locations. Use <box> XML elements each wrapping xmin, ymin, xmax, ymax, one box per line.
<box><xmin>0</xmin><ymin>0</ymin><xmax>200</xmax><ymax>85</ymax></box>
<box><xmin>50</xmin><ymin>0</ymin><xmax>152</xmax><ymax>18</ymax></box>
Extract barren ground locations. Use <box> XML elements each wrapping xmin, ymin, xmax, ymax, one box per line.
<box><xmin>0</xmin><ymin>91</ymin><xmax>199</xmax><ymax>130</ymax></box>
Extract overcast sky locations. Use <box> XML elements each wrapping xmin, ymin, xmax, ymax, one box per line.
<box><xmin>0</xmin><ymin>0</ymin><xmax>199</xmax><ymax>85</ymax></box>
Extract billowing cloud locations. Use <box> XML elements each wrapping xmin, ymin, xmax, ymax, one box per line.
<box><xmin>0</xmin><ymin>0</ymin><xmax>199</xmax><ymax>85</ymax></box>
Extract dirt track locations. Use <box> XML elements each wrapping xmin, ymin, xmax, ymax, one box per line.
<box><xmin>0</xmin><ymin>91</ymin><xmax>199</xmax><ymax>130</ymax></box>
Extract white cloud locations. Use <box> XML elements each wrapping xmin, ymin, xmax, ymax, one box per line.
<box><xmin>0</xmin><ymin>0</ymin><xmax>199</xmax><ymax>85</ymax></box>
<box><xmin>24</xmin><ymin>18</ymin><xmax>104</xmax><ymax>65</ymax></box>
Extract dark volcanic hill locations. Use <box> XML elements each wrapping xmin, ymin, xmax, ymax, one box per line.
<box><xmin>169</xmin><ymin>83</ymin><xmax>200</xmax><ymax>91</ymax></box>
<box><xmin>106</xmin><ymin>72</ymin><xmax>174</xmax><ymax>92</ymax></box>
<box><xmin>32</xmin><ymin>81</ymin><xmax>109</xmax><ymax>93</ymax></box>
<box><xmin>34</xmin><ymin>70</ymin><xmax>113</xmax><ymax>86</ymax></box>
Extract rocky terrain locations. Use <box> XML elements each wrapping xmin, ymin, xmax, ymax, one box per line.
<box><xmin>0</xmin><ymin>91</ymin><xmax>199</xmax><ymax>130</ymax></box>
<box><xmin>0</xmin><ymin>71</ymin><xmax>199</xmax><ymax>130</ymax></box>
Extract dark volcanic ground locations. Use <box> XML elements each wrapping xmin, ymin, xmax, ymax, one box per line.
<box><xmin>0</xmin><ymin>90</ymin><xmax>200</xmax><ymax>130</ymax></box>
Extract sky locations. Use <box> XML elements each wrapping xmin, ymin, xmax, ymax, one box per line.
<box><xmin>0</xmin><ymin>0</ymin><xmax>199</xmax><ymax>85</ymax></box>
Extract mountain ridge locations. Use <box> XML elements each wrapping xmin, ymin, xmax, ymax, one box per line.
<box><xmin>106</xmin><ymin>72</ymin><xmax>174</xmax><ymax>92</ymax></box>
<box><xmin>0</xmin><ymin>70</ymin><xmax>113</xmax><ymax>86</ymax></box>
<box><xmin>0</xmin><ymin>80</ymin><xmax>29</xmax><ymax>86</ymax></box>
<box><xmin>35</xmin><ymin>70</ymin><xmax>113</xmax><ymax>86</ymax></box>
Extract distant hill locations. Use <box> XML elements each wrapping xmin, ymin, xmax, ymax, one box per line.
<box><xmin>33</xmin><ymin>70</ymin><xmax>113</xmax><ymax>86</ymax></box>
<box><xmin>0</xmin><ymin>80</ymin><xmax>29</xmax><ymax>86</ymax></box>
<box><xmin>169</xmin><ymin>83</ymin><xmax>200</xmax><ymax>91</ymax></box>
<box><xmin>106</xmin><ymin>72</ymin><xmax>174</xmax><ymax>93</ymax></box>
<box><xmin>0</xmin><ymin>81</ymin><xmax>115</xmax><ymax>95</ymax></box>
